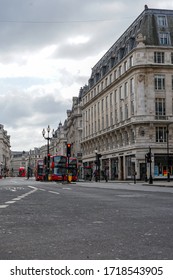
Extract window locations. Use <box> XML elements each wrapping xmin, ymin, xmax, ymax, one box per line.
<box><xmin>154</xmin><ymin>75</ymin><xmax>165</xmax><ymax>90</ymax></box>
<box><xmin>101</xmin><ymin>99</ymin><xmax>104</xmax><ymax>111</ymax></box>
<box><xmin>124</xmin><ymin>61</ymin><xmax>127</xmax><ymax>72</ymax></box>
<box><xmin>98</xmin><ymin>102</ymin><xmax>100</xmax><ymax>114</ymax></box>
<box><xmin>102</xmin><ymin>116</ymin><xmax>104</xmax><ymax>129</ymax></box>
<box><xmin>129</xmin><ymin>55</ymin><xmax>133</xmax><ymax>67</ymax></box>
<box><xmin>154</xmin><ymin>52</ymin><xmax>164</xmax><ymax>63</ymax></box>
<box><xmin>106</xmin><ymin>96</ymin><xmax>108</xmax><ymax>109</ymax></box>
<box><xmin>119</xmin><ymin>86</ymin><xmax>123</xmax><ymax>100</ymax></box>
<box><xmin>120</xmin><ymin>107</ymin><xmax>123</xmax><ymax>122</ymax></box>
<box><xmin>110</xmin><ymin>111</ymin><xmax>113</xmax><ymax>126</ymax></box>
<box><xmin>125</xmin><ymin>104</ymin><xmax>128</xmax><ymax>119</ymax></box>
<box><xmin>159</xmin><ymin>33</ymin><xmax>170</xmax><ymax>45</ymax></box>
<box><xmin>110</xmin><ymin>92</ymin><xmax>113</xmax><ymax>107</ymax></box>
<box><xmin>157</xmin><ymin>15</ymin><xmax>167</xmax><ymax>26</ymax></box>
<box><xmin>171</xmin><ymin>53</ymin><xmax>173</xmax><ymax>64</ymax></box>
<box><xmin>94</xmin><ymin>104</ymin><xmax>96</xmax><ymax>118</ymax></box>
<box><xmin>114</xmin><ymin>70</ymin><xmax>117</xmax><ymax>80</ymax></box>
<box><xmin>130</xmin><ymin>78</ymin><xmax>134</xmax><ymax>94</ymax></box>
<box><xmin>98</xmin><ymin>119</ymin><xmax>100</xmax><ymax>131</ymax></box>
<box><xmin>124</xmin><ymin>82</ymin><xmax>128</xmax><ymax>98</ymax></box>
<box><xmin>105</xmin><ymin>78</ymin><xmax>108</xmax><ymax>87</ymax></box>
<box><xmin>131</xmin><ymin>101</ymin><xmax>134</xmax><ymax>115</ymax></box>
<box><xmin>106</xmin><ymin>114</ymin><xmax>109</xmax><ymax>127</ymax></box>
<box><xmin>156</xmin><ymin>127</ymin><xmax>167</xmax><ymax>142</ymax></box>
<box><xmin>115</xmin><ymin>109</ymin><xmax>118</xmax><ymax>123</ymax></box>
<box><xmin>155</xmin><ymin>98</ymin><xmax>165</xmax><ymax>118</ymax></box>
<box><xmin>114</xmin><ymin>90</ymin><xmax>117</xmax><ymax>104</ymax></box>
<box><xmin>101</xmin><ymin>81</ymin><xmax>104</xmax><ymax>91</ymax></box>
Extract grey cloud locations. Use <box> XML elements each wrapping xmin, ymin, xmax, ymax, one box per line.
<box><xmin>0</xmin><ymin>0</ymin><xmax>134</xmax><ymax>60</ymax></box>
<box><xmin>0</xmin><ymin>89</ymin><xmax>70</xmax><ymax>128</ymax></box>
<box><xmin>0</xmin><ymin>0</ymin><xmax>171</xmax><ymax>150</ymax></box>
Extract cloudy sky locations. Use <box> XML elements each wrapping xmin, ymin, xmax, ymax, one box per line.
<box><xmin>1</xmin><ymin>0</ymin><xmax>173</xmax><ymax>151</ymax></box>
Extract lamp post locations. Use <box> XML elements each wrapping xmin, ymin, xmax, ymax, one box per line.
<box><xmin>148</xmin><ymin>147</ymin><xmax>153</xmax><ymax>184</ymax></box>
<box><xmin>42</xmin><ymin>125</ymin><xmax>54</xmax><ymax>181</ymax></box>
<box><xmin>166</xmin><ymin>124</ymin><xmax>170</xmax><ymax>182</ymax></box>
<box><xmin>94</xmin><ymin>149</ymin><xmax>98</xmax><ymax>182</ymax></box>
<box><xmin>27</xmin><ymin>150</ymin><xmax>31</xmax><ymax>179</ymax></box>
<box><xmin>94</xmin><ymin>149</ymin><xmax>102</xmax><ymax>182</ymax></box>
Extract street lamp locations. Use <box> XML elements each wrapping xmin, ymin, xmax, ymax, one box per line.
<box><xmin>42</xmin><ymin>125</ymin><xmax>55</xmax><ymax>181</ymax></box>
<box><xmin>166</xmin><ymin>124</ymin><xmax>170</xmax><ymax>182</ymax></box>
<box><xmin>146</xmin><ymin>147</ymin><xmax>153</xmax><ymax>184</ymax></box>
<box><xmin>94</xmin><ymin>149</ymin><xmax>98</xmax><ymax>182</ymax></box>
<box><xmin>94</xmin><ymin>149</ymin><xmax>102</xmax><ymax>182</ymax></box>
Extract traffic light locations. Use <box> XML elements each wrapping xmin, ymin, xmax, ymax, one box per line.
<box><xmin>67</xmin><ymin>143</ymin><xmax>71</xmax><ymax>157</ymax></box>
<box><xmin>96</xmin><ymin>153</ymin><xmax>102</xmax><ymax>166</ymax></box>
<box><xmin>145</xmin><ymin>152</ymin><xmax>151</xmax><ymax>163</ymax></box>
<box><xmin>44</xmin><ymin>156</ymin><xmax>47</xmax><ymax>165</ymax></box>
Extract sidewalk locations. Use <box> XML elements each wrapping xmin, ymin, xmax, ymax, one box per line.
<box><xmin>77</xmin><ymin>179</ymin><xmax>173</xmax><ymax>188</ymax></box>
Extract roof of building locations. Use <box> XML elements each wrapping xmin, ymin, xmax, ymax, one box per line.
<box><xmin>83</xmin><ymin>6</ymin><xmax>173</xmax><ymax>91</ymax></box>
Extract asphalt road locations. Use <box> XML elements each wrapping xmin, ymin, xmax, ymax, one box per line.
<box><xmin>0</xmin><ymin>177</ymin><xmax>173</xmax><ymax>260</ymax></box>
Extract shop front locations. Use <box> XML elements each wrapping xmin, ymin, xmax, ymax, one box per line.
<box><xmin>154</xmin><ymin>154</ymin><xmax>173</xmax><ymax>178</ymax></box>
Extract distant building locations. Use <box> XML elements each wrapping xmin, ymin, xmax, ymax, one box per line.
<box><xmin>65</xmin><ymin>96</ymin><xmax>83</xmax><ymax>157</ymax></box>
<box><xmin>11</xmin><ymin>148</ymin><xmax>41</xmax><ymax>177</ymax></box>
<box><xmin>0</xmin><ymin>124</ymin><xmax>11</xmax><ymax>177</ymax></box>
<box><xmin>80</xmin><ymin>7</ymin><xmax>173</xmax><ymax>180</ymax></box>
<box><xmin>50</xmin><ymin>122</ymin><xmax>67</xmax><ymax>156</ymax></box>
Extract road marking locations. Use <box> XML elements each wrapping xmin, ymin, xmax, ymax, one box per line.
<box><xmin>63</xmin><ymin>187</ymin><xmax>72</xmax><ymax>190</ymax></box>
<box><xmin>0</xmin><ymin>205</ymin><xmax>9</xmax><ymax>208</ymax></box>
<box><xmin>49</xmin><ymin>191</ymin><xmax>60</xmax><ymax>195</ymax></box>
<box><xmin>39</xmin><ymin>189</ymin><xmax>46</xmax><ymax>191</ymax></box>
<box><xmin>0</xmin><ymin>185</ymin><xmax>38</xmax><ymax>210</ymax></box>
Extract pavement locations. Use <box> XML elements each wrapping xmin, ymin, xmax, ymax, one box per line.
<box><xmin>75</xmin><ymin>179</ymin><xmax>173</xmax><ymax>189</ymax></box>
<box><xmin>1</xmin><ymin>176</ymin><xmax>173</xmax><ymax>188</ymax></box>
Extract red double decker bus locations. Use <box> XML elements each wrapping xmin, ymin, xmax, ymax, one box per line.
<box><xmin>68</xmin><ymin>157</ymin><xmax>78</xmax><ymax>182</ymax></box>
<box><xmin>35</xmin><ymin>159</ymin><xmax>45</xmax><ymax>181</ymax></box>
<box><xmin>50</xmin><ymin>155</ymin><xmax>68</xmax><ymax>181</ymax></box>
<box><xmin>18</xmin><ymin>167</ymin><xmax>26</xmax><ymax>177</ymax></box>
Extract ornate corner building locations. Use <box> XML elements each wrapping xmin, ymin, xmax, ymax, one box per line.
<box><xmin>80</xmin><ymin>6</ymin><xmax>173</xmax><ymax>180</ymax></box>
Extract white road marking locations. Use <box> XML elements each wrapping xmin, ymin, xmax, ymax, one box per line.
<box><xmin>49</xmin><ymin>191</ymin><xmax>60</xmax><ymax>195</ymax></box>
<box><xmin>0</xmin><ymin>185</ymin><xmax>38</xmax><ymax>210</ymax></box>
<box><xmin>5</xmin><ymin>201</ymin><xmax>16</xmax><ymax>204</ymax></box>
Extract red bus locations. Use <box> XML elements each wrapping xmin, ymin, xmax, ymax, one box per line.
<box><xmin>18</xmin><ymin>167</ymin><xmax>26</xmax><ymax>177</ymax></box>
<box><xmin>35</xmin><ymin>159</ymin><xmax>45</xmax><ymax>181</ymax></box>
<box><xmin>50</xmin><ymin>155</ymin><xmax>68</xmax><ymax>181</ymax></box>
<box><xmin>68</xmin><ymin>157</ymin><xmax>78</xmax><ymax>181</ymax></box>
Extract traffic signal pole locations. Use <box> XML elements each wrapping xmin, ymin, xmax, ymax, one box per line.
<box><xmin>66</xmin><ymin>143</ymin><xmax>72</xmax><ymax>183</ymax></box>
<box><xmin>148</xmin><ymin>147</ymin><xmax>153</xmax><ymax>184</ymax></box>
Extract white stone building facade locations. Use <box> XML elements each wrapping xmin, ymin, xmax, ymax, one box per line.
<box><xmin>80</xmin><ymin>7</ymin><xmax>173</xmax><ymax>180</ymax></box>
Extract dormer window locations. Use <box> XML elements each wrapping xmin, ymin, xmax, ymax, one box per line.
<box><xmin>157</xmin><ymin>15</ymin><xmax>167</xmax><ymax>26</ymax></box>
<box><xmin>159</xmin><ymin>32</ymin><xmax>170</xmax><ymax>45</ymax></box>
